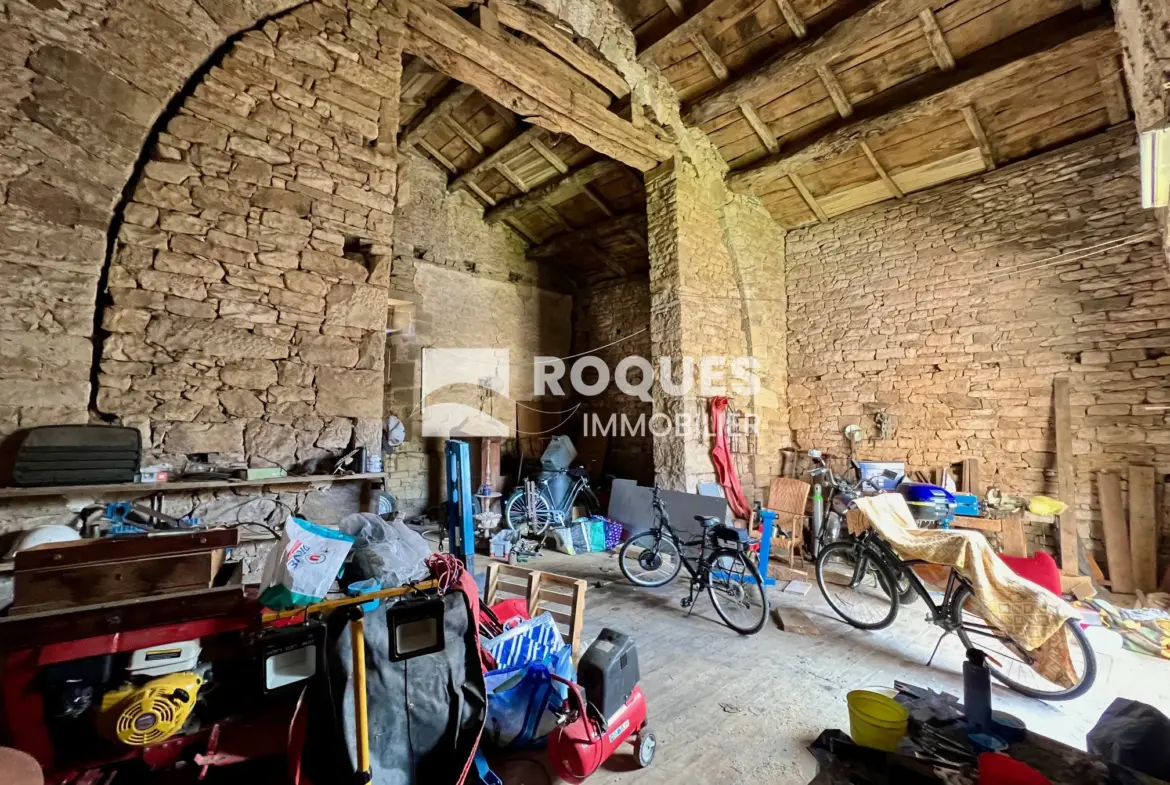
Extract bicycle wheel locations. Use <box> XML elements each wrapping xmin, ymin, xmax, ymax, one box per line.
<box><xmin>815</xmin><ymin>540</ymin><xmax>900</xmax><ymax>630</ymax></box>
<box><xmin>952</xmin><ymin>585</ymin><xmax>1096</xmax><ymax>701</ymax></box>
<box><xmin>619</xmin><ymin>530</ymin><xmax>683</xmax><ymax>587</ymax></box>
<box><xmin>706</xmin><ymin>549</ymin><xmax>768</xmax><ymax>634</ymax></box>
<box><xmin>504</xmin><ymin>488</ymin><xmax>554</xmax><ymax>535</ymax></box>
<box><xmin>893</xmin><ymin>571</ymin><xmax>919</xmax><ymax>605</ymax></box>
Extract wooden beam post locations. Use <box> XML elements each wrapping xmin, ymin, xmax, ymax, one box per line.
<box><xmin>817</xmin><ymin>63</ymin><xmax>853</xmax><ymax>118</ymax></box>
<box><xmin>484</xmin><ymin>159</ymin><xmax>621</xmax><ymax>224</ymax></box>
<box><xmin>727</xmin><ymin>24</ymin><xmax>1116</xmax><ymax>193</ymax></box>
<box><xmin>961</xmin><ymin>105</ymin><xmax>997</xmax><ymax>171</ymax></box>
<box><xmin>1129</xmin><ymin>464</ymin><xmax>1158</xmax><ymax>593</ymax></box>
<box><xmin>1097</xmin><ymin>54</ymin><xmax>1131</xmax><ymax>125</ymax></box>
<box><xmin>859</xmin><ymin>140</ymin><xmax>903</xmax><ymax>197</ymax></box>
<box><xmin>1053</xmin><ymin>377</ymin><xmax>1079</xmax><ymax>576</ymax></box>
<box><xmin>774</xmin><ymin>0</ymin><xmax>807</xmax><ymax>39</ymax></box>
<box><xmin>739</xmin><ymin>101</ymin><xmax>779</xmax><ymax>153</ymax></box>
<box><xmin>789</xmin><ymin>172</ymin><xmax>828</xmax><ymax>222</ymax></box>
<box><xmin>919</xmin><ymin>9</ymin><xmax>956</xmax><ymax>71</ymax></box>
<box><xmin>1097</xmin><ymin>471</ymin><xmax>1135</xmax><ymax>594</ymax></box>
<box><xmin>689</xmin><ymin>31</ymin><xmax>730</xmax><ymax>81</ymax></box>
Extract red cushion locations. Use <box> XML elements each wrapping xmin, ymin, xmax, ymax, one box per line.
<box><xmin>999</xmin><ymin>551</ymin><xmax>1062</xmax><ymax>596</ymax></box>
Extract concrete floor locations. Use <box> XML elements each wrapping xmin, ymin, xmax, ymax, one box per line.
<box><xmin>487</xmin><ymin>550</ymin><xmax>1170</xmax><ymax>785</ymax></box>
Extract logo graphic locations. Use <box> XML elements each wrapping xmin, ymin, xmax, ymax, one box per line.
<box><xmin>286</xmin><ymin>539</ymin><xmax>309</xmax><ymax>569</ymax></box>
<box><xmin>421</xmin><ymin>348</ymin><xmax>512</xmax><ymax>438</ymax></box>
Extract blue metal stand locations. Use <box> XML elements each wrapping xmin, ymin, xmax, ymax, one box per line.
<box><xmin>711</xmin><ymin>509</ymin><xmax>777</xmax><ymax>587</ymax></box>
<box><xmin>445</xmin><ymin>439</ymin><xmax>475</xmax><ymax>574</ymax></box>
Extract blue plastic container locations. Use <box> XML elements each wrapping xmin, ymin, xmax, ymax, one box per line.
<box><xmin>898</xmin><ymin>482</ymin><xmax>956</xmax><ymax>523</ymax></box>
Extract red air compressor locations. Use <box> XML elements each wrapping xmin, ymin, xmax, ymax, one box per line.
<box><xmin>547</xmin><ymin>629</ymin><xmax>654</xmax><ymax>782</ymax></box>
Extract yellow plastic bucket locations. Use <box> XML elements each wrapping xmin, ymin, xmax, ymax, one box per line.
<box><xmin>847</xmin><ymin>690</ymin><xmax>909</xmax><ymax>752</ymax></box>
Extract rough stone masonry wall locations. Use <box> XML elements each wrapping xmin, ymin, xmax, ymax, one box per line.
<box><xmin>571</xmin><ymin>276</ymin><xmax>654</xmax><ymax>484</ymax></box>
<box><xmin>384</xmin><ymin>151</ymin><xmax>573</xmax><ymax>516</ymax></box>
<box><xmin>98</xmin><ymin>3</ymin><xmax>403</xmax><ymax>470</ymax></box>
<box><xmin>0</xmin><ymin>0</ymin><xmax>304</xmax><ymax>438</ymax></box>
<box><xmin>786</xmin><ymin>125</ymin><xmax>1170</xmax><ymax>566</ymax></box>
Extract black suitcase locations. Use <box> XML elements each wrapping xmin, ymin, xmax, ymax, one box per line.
<box><xmin>13</xmin><ymin>425</ymin><xmax>141</xmax><ymax>487</ymax></box>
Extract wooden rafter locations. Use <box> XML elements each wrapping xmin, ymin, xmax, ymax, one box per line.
<box><xmin>505</xmin><ymin>217</ymin><xmax>541</xmax><ymax>244</ymax></box>
<box><xmin>1097</xmin><ymin>54</ymin><xmax>1131</xmax><ymax>125</ymax></box>
<box><xmin>859</xmin><ymin>140</ymin><xmax>903</xmax><ymax>198</ymax></box>
<box><xmin>919</xmin><ymin>9</ymin><xmax>955</xmax><ymax>71</ymax></box>
<box><xmin>492</xmin><ymin>0</ymin><xmax>630</xmax><ymax>97</ymax></box>
<box><xmin>449</xmin><ymin>126</ymin><xmax>543</xmax><ymax>192</ymax></box>
<box><xmin>529</xmin><ymin>136</ymin><xmax>570</xmax><ymax>173</ymax></box>
<box><xmin>581</xmin><ymin>184</ymin><xmax>615</xmax><ymax>216</ymax></box>
<box><xmin>689</xmin><ymin>31</ymin><xmax>729</xmax><ymax>81</ymax></box>
<box><xmin>465</xmin><ymin>180</ymin><xmax>498</xmax><ymax>206</ymax></box>
<box><xmin>789</xmin><ymin>172</ymin><xmax>827</xmax><ymax>222</ymax></box>
<box><xmin>739</xmin><ymin>101</ymin><xmax>779</xmax><ymax>153</ymax></box>
<box><xmin>639</xmin><ymin>0</ymin><xmax>756</xmax><ymax>62</ymax></box>
<box><xmin>484</xmin><ymin>159</ymin><xmax>621</xmax><ymax>224</ymax></box>
<box><xmin>774</xmin><ymin>0</ymin><xmax>807</xmax><ymax>39</ymax></box>
<box><xmin>496</xmin><ymin>162</ymin><xmax>529</xmax><ymax>192</ymax></box>
<box><xmin>961</xmin><ymin>105</ymin><xmax>997</xmax><ymax>171</ymax></box>
<box><xmin>417</xmin><ymin>138</ymin><xmax>458</xmax><ymax>173</ymax></box>
<box><xmin>817</xmin><ymin>63</ymin><xmax>853</xmax><ymax>118</ymax></box>
<box><xmin>528</xmin><ymin>213</ymin><xmax>647</xmax><ymax>258</ymax></box>
<box><xmin>404</xmin><ymin>0</ymin><xmax>671</xmax><ymax>170</ymax></box>
<box><xmin>663</xmin><ymin>0</ymin><xmax>686</xmax><ymax>18</ymax></box>
<box><xmin>539</xmin><ymin>202</ymin><xmax>573</xmax><ymax>231</ymax></box>
<box><xmin>444</xmin><ymin>114</ymin><xmax>485</xmax><ymax>153</ymax></box>
<box><xmin>401</xmin><ymin>82</ymin><xmax>476</xmax><ymax>148</ymax></box>
<box><xmin>727</xmin><ymin>20</ymin><xmax>1116</xmax><ymax>192</ymax></box>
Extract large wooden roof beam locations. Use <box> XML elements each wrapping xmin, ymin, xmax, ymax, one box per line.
<box><xmin>528</xmin><ymin>213</ymin><xmax>647</xmax><ymax>259</ymax></box>
<box><xmin>404</xmin><ymin>0</ymin><xmax>671</xmax><ymax>170</ymax></box>
<box><xmin>728</xmin><ymin>17</ymin><xmax>1117</xmax><ymax>192</ymax></box>
<box><xmin>448</xmin><ymin>125</ymin><xmax>543</xmax><ymax>193</ymax></box>
<box><xmin>401</xmin><ymin>82</ymin><xmax>476</xmax><ymax>149</ymax></box>
<box><xmin>484</xmin><ymin>159</ymin><xmax>622</xmax><ymax>224</ymax></box>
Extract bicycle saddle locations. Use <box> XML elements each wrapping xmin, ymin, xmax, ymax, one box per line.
<box><xmin>694</xmin><ymin>515</ymin><xmax>721</xmax><ymax>528</ymax></box>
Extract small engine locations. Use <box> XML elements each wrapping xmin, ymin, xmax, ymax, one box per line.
<box><xmin>100</xmin><ymin>671</ymin><xmax>203</xmax><ymax>746</ymax></box>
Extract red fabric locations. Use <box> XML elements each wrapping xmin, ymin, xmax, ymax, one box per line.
<box><xmin>999</xmin><ymin>551</ymin><xmax>1062</xmax><ymax>597</ymax></box>
<box><xmin>453</xmin><ymin>568</ymin><xmax>487</xmax><ymax>785</ymax></box>
<box><xmin>709</xmin><ymin>397</ymin><xmax>751</xmax><ymax>520</ymax></box>
<box><xmin>489</xmin><ymin>598</ymin><xmax>531</xmax><ymax>628</ymax></box>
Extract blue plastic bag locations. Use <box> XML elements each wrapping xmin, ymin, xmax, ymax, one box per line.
<box><xmin>483</xmin><ymin>645</ymin><xmax>574</xmax><ymax>749</ymax></box>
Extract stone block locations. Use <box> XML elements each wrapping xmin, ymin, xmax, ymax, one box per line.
<box><xmin>139</xmin><ymin>270</ymin><xmax>208</xmax><ymax>300</ymax></box>
<box><xmin>165</xmin><ymin>421</ymin><xmax>245</xmax><ymax>455</ymax></box>
<box><xmin>269</xmin><ymin>287</ymin><xmax>325</xmax><ymax>313</ymax></box>
<box><xmin>220</xmin><ymin>389</ymin><xmax>264</xmax><ymax>417</ymax></box>
<box><xmin>144</xmin><ymin>161</ymin><xmax>198</xmax><ymax>185</ymax></box>
<box><xmin>232</xmin><ymin>156</ymin><xmax>274</xmax><ymax>185</ymax></box>
<box><xmin>124</xmin><ymin>203</ymin><xmax>160</xmax><ymax>227</ymax></box>
<box><xmin>284</xmin><ymin>269</ymin><xmax>329</xmax><ymax>296</ymax></box>
<box><xmin>252</xmin><ymin>186</ymin><xmax>312</xmax><ymax>216</ymax></box>
<box><xmin>104</xmin><ymin>307</ymin><xmax>151</xmax><ymax>334</ymax></box>
<box><xmin>96</xmin><ymin>387</ymin><xmax>156</xmax><ymax>415</ymax></box>
<box><xmin>246</xmin><ymin>420</ymin><xmax>300</xmax><ymax>468</ymax></box>
<box><xmin>301</xmin><ymin>249</ymin><xmax>367</xmax><ymax>282</ymax></box>
<box><xmin>261</xmin><ymin>211</ymin><xmax>313</xmax><ymax>236</ymax></box>
<box><xmin>298</xmin><ymin>334</ymin><xmax>359</xmax><ymax>367</ymax></box>
<box><xmin>165</xmin><ymin>296</ymin><xmax>219</xmax><ymax>320</ymax></box>
<box><xmin>155</xmin><ymin>251</ymin><xmax>225</xmax><ymax>281</ymax></box>
<box><xmin>147</xmin><ymin>316</ymin><xmax>289</xmax><ymax>360</ymax></box>
<box><xmin>317</xmin><ymin>417</ymin><xmax>353</xmax><ymax>449</ymax></box>
<box><xmin>155</xmin><ymin>399</ymin><xmax>203</xmax><ymax>421</ymax></box>
<box><xmin>220</xmin><ymin>359</ymin><xmax>279</xmax><ymax>389</ymax></box>
<box><xmin>219</xmin><ymin>299</ymin><xmax>280</xmax><ymax>324</ymax></box>
<box><xmin>259</xmin><ymin>251</ymin><xmax>301</xmax><ymax>269</ymax></box>
<box><xmin>316</xmin><ymin>368</ymin><xmax>383</xmax><ymax>418</ymax></box>
<box><xmin>168</xmin><ymin>115</ymin><xmax>230</xmax><ymax>148</ymax></box>
<box><xmin>227</xmin><ymin>136</ymin><xmax>291</xmax><ymax>164</ymax></box>
<box><xmin>192</xmin><ymin>185</ymin><xmax>251</xmax><ymax>216</ymax></box>
<box><xmin>325</xmin><ymin>283</ymin><xmax>385</xmax><ymax>329</ymax></box>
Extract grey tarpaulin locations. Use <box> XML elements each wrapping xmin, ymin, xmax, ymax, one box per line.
<box><xmin>326</xmin><ymin>588</ymin><xmax>487</xmax><ymax>784</ymax></box>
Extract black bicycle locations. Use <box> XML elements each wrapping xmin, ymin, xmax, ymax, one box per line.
<box><xmin>816</xmin><ymin>530</ymin><xmax>1096</xmax><ymax>700</ymax></box>
<box><xmin>618</xmin><ymin>487</ymin><xmax>769</xmax><ymax>635</ymax></box>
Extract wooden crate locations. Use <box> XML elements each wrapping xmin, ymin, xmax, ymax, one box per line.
<box><xmin>12</xmin><ymin>528</ymin><xmax>238</xmax><ymax>615</ymax></box>
<box><xmin>484</xmin><ymin>562</ymin><xmax>587</xmax><ymax>660</ymax></box>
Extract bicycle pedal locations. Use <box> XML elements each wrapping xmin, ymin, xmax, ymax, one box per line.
<box><xmin>680</xmin><ymin>598</ymin><xmax>693</xmax><ymax>608</ymax></box>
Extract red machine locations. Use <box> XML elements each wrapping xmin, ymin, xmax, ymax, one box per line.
<box><xmin>547</xmin><ymin>629</ymin><xmax>654</xmax><ymax>782</ymax></box>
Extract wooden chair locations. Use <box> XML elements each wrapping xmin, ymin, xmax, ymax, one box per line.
<box><xmin>484</xmin><ymin>562</ymin><xmax>587</xmax><ymax>660</ymax></box>
<box><xmin>767</xmin><ymin>477</ymin><xmax>811</xmax><ymax>570</ymax></box>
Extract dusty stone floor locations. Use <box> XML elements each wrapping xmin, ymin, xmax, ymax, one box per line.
<box><xmin>485</xmin><ymin>550</ymin><xmax>1170</xmax><ymax>785</ymax></box>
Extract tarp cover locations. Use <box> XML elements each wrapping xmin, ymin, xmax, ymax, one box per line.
<box><xmin>855</xmin><ymin>493</ymin><xmax>1078</xmax><ymax>687</ymax></box>
<box><xmin>323</xmin><ymin>587</ymin><xmax>487</xmax><ymax>784</ymax></box>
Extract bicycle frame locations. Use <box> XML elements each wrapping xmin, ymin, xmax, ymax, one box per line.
<box><xmin>644</xmin><ymin>510</ymin><xmax>763</xmax><ymax>587</ymax></box>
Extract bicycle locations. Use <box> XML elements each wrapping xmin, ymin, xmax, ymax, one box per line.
<box><xmin>504</xmin><ymin>466</ymin><xmax>600</xmax><ymax>537</ymax></box>
<box><xmin>618</xmin><ymin>487</ymin><xmax>769</xmax><ymax>635</ymax></box>
<box><xmin>815</xmin><ymin>529</ymin><xmax>1097</xmax><ymax>700</ymax></box>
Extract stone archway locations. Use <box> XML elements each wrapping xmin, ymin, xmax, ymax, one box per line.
<box><xmin>0</xmin><ymin>0</ymin><xmax>302</xmax><ymax>438</ymax></box>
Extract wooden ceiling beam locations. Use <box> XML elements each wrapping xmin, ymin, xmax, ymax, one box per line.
<box><xmin>774</xmin><ymin>0</ymin><xmax>807</xmax><ymax>38</ymax></box>
<box><xmin>689</xmin><ymin>31</ymin><xmax>729</xmax><ymax>81</ymax></box>
<box><xmin>739</xmin><ymin>101</ymin><xmax>779</xmax><ymax>153</ymax></box>
<box><xmin>789</xmin><ymin>173</ymin><xmax>827</xmax><ymax>222</ymax></box>
<box><xmin>417</xmin><ymin>138</ymin><xmax>459</xmax><ymax>173</ymax></box>
<box><xmin>505</xmin><ymin>216</ymin><xmax>541</xmax><ymax>244</ymax></box>
<box><xmin>449</xmin><ymin>125</ymin><xmax>543</xmax><ymax>193</ymax></box>
<box><xmin>485</xmin><ymin>159</ymin><xmax>622</xmax><ymax>224</ymax></box>
<box><xmin>444</xmin><ymin>114</ymin><xmax>485</xmax><ymax>154</ymax></box>
<box><xmin>639</xmin><ymin>0</ymin><xmax>758</xmax><ymax>62</ymax></box>
<box><xmin>859</xmin><ymin>140</ymin><xmax>903</xmax><ymax>198</ymax></box>
<box><xmin>465</xmin><ymin>180</ymin><xmax>497</xmax><ymax>206</ymax></box>
<box><xmin>401</xmin><ymin>81</ymin><xmax>476</xmax><ymax>149</ymax></box>
<box><xmin>919</xmin><ymin>9</ymin><xmax>955</xmax><ymax>71</ymax></box>
<box><xmin>817</xmin><ymin>64</ymin><xmax>853</xmax><ymax>118</ymax></box>
<box><xmin>495</xmin><ymin>161</ymin><xmax>529</xmax><ymax>192</ymax></box>
<box><xmin>663</xmin><ymin>0</ymin><xmax>687</xmax><ymax>17</ymax></box>
<box><xmin>528</xmin><ymin>213</ymin><xmax>647</xmax><ymax>258</ymax></box>
<box><xmin>581</xmin><ymin>184</ymin><xmax>615</xmax><ymax>216</ymax></box>
<box><xmin>529</xmin><ymin>136</ymin><xmax>570</xmax><ymax>173</ymax></box>
<box><xmin>404</xmin><ymin>0</ymin><xmax>671</xmax><ymax>170</ymax></box>
<box><xmin>961</xmin><ymin>105</ymin><xmax>998</xmax><ymax>171</ymax></box>
<box><xmin>727</xmin><ymin>17</ymin><xmax>1116</xmax><ymax>192</ymax></box>
<box><xmin>492</xmin><ymin>0</ymin><xmax>630</xmax><ymax>97</ymax></box>
<box><xmin>1097</xmin><ymin>54</ymin><xmax>1131</xmax><ymax>125</ymax></box>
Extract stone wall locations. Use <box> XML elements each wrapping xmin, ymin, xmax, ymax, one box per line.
<box><xmin>384</xmin><ymin>152</ymin><xmax>573</xmax><ymax>516</ymax></box>
<box><xmin>571</xmin><ymin>275</ymin><xmax>654</xmax><ymax>484</ymax></box>
<box><xmin>97</xmin><ymin>3</ymin><xmax>404</xmax><ymax>470</ymax></box>
<box><xmin>0</xmin><ymin>0</ymin><xmax>306</xmax><ymax>438</ymax></box>
<box><xmin>786</xmin><ymin>125</ymin><xmax>1170</xmax><ymax>566</ymax></box>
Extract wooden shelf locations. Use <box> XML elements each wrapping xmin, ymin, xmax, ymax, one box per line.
<box><xmin>0</xmin><ymin>472</ymin><xmax>388</xmax><ymax>500</ymax></box>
